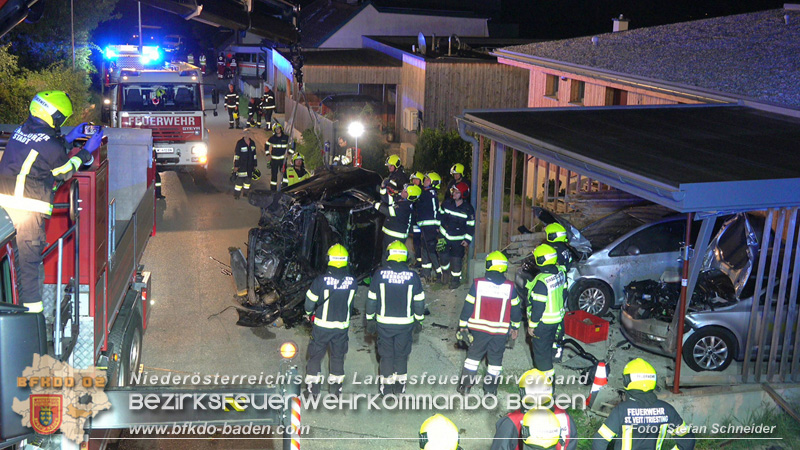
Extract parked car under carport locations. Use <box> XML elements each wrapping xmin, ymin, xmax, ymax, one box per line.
<box><xmin>619</xmin><ymin>213</ymin><xmax>797</xmax><ymax>372</ymax></box>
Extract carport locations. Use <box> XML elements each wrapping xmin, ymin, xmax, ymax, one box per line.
<box><xmin>456</xmin><ymin>103</ymin><xmax>800</xmax><ymax>389</ymax></box>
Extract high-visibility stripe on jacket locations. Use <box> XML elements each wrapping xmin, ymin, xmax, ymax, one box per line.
<box><xmin>366</xmin><ymin>261</ymin><xmax>425</xmax><ymax>325</ymax></box>
<box><xmin>233</xmin><ymin>137</ymin><xmax>257</xmax><ymax>173</ymax></box>
<box><xmin>376</xmin><ymin>196</ymin><xmax>413</xmax><ymax>239</ymax></box>
<box><xmin>526</xmin><ymin>267</ymin><xmax>566</xmax><ymax>327</ymax></box>
<box><xmin>224</xmin><ymin>92</ymin><xmax>239</xmax><ymax>109</ymax></box>
<box><xmin>267</xmin><ymin>134</ymin><xmax>290</xmax><ymax>159</ymax></box>
<box><xmin>459</xmin><ymin>271</ymin><xmax>521</xmax><ymax>335</ymax></box>
<box><xmin>414</xmin><ymin>188</ymin><xmax>440</xmax><ymax>229</ymax></box>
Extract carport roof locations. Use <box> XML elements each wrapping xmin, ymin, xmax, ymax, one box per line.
<box><xmin>459</xmin><ymin>104</ymin><xmax>800</xmax><ymax>212</ymax></box>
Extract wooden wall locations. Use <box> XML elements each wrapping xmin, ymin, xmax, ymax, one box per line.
<box><xmin>398</xmin><ymin>55</ymin><xmax>427</xmax><ymax>144</ymax></box>
<box><xmin>303</xmin><ymin>65</ymin><xmax>400</xmax><ymax>85</ymax></box>
<box><xmin>423</xmin><ymin>61</ymin><xmax>529</xmax><ymax>130</ymax></box>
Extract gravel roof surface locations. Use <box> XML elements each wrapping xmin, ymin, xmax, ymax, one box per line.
<box><xmin>499</xmin><ymin>9</ymin><xmax>800</xmax><ymax>108</ymax></box>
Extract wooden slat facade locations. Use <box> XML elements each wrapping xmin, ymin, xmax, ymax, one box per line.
<box><xmin>303</xmin><ymin>65</ymin><xmax>400</xmax><ymax>85</ymax></box>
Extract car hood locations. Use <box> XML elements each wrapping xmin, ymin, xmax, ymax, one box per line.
<box><xmin>702</xmin><ymin>213</ymin><xmax>759</xmax><ymax>298</ymax></box>
<box><xmin>533</xmin><ymin>207</ymin><xmax>592</xmax><ymax>255</ymax></box>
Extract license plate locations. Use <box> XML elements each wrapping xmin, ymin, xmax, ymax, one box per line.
<box><xmin>155</xmin><ymin>147</ymin><xmax>174</xmax><ymax>154</ymax></box>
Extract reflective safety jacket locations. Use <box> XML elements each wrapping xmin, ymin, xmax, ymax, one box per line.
<box><xmin>491</xmin><ymin>406</ymin><xmax>576</xmax><ymax>450</ymax></box>
<box><xmin>283</xmin><ymin>165</ymin><xmax>310</xmax><ymax>187</ymax></box>
<box><xmin>413</xmin><ymin>187</ymin><xmax>440</xmax><ymax>234</ymax></box>
<box><xmin>224</xmin><ymin>91</ymin><xmax>239</xmax><ymax>110</ymax></box>
<box><xmin>304</xmin><ymin>267</ymin><xmax>358</xmax><ymax>329</ymax></box>
<box><xmin>266</xmin><ymin>133</ymin><xmax>290</xmax><ymax>160</ymax></box>
<box><xmin>593</xmin><ymin>390</ymin><xmax>695</xmax><ymax>450</ymax></box>
<box><xmin>0</xmin><ymin>119</ymin><xmax>90</xmax><ymax>215</ymax></box>
<box><xmin>459</xmin><ymin>271</ymin><xmax>521</xmax><ymax>335</ymax></box>
<box><xmin>376</xmin><ymin>196</ymin><xmax>413</xmax><ymax>240</ymax></box>
<box><xmin>259</xmin><ymin>91</ymin><xmax>276</xmax><ymax>112</ymax></box>
<box><xmin>233</xmin><ymin>137</ymin><xmax>257</xmax><ymax>174</ymax></box>
<box><xmin>526</xmin><ymin>266</ymin><xmax>566</xmax><ymax>327</ymax></box>
<box><xmin>379</xmin><ymin>167</ymin><xmax>409</xmax><ymax>199</ymax></box>
<box><xmin>439</xmin><ymin>198</ymin><xmax>475</xmax><ymax>242</ymax></box>
<box><xmin>366</xmin><ymin>261</ymin><xmax>425</xmax><ymax>325</ymax></box>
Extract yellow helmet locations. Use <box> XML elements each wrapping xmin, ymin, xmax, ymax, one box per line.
<box><xmin>386</xmin><ymin>154</ymin><xmax>401</xmax><ymax>168</ymax></box>
<box><xmin>425</xmin><ymin>171</ymin><xmax>442</xmax><ymax>189</ymax></box>
<box><xmin>519</xmin><ymin>369</ymin><xmax>553</xmax><ymax>410</ymax></box>
<box><xmin>387</xmin><ymin>240</ymin><xmax>408</xmax><ymax>262</ymax></box>
<box><xmin>485</xmin><ymin>251</ymin><xmax>509</xmax><ymax>273</ymax></box>
<box><xmin>30</xmin><ymin>91</ymin><xmax>73</xmax><ymax>128</ymax></box>
<box><xmin>623</xmin><ymin>358</ymin><xmax>657</xmax><ymax>392</ymax></box>
<box><xmin>521</xmin><ymin>408</ymin><xmax>561</xmax><ymax>448</ymax></box>
<box><xmin>327</xmin><ymin>244</ymin><xmax>349</xmax><ymax>268</ymax></box>
<box><xmin>405</xmin><ymin>184</ymin><xmax>423</xmax><ymax>202</ymax></box>
<box><xmin>533</xmin><ymin>244</ymin><xmax>558</xmax><ymax>267</ymax></box>
<box><xmin>410</xmin><ymin>171</ymin><xmax>424</xmax><ymax>185</ymax></box>
<box><xmin>419</xmin><ymin>414</ymin><xmax>459</xmax><ymax>450</ymax></box>
<box><xmin>545</xmin><ymin>223</ymin><xmax>568</xmax><ymax>243</ymax></box>
<box><xmin>450</xmin><ymin>163</ymin><xmax>465</xmax><ymax>177</ymax></box>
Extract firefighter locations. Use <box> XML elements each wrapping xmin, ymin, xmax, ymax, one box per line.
<box><xmin>247</xmin><ymin>98</ymin><xmax>257</xmax><ymax>128</ymax></box>
<box><xmin>283</xmin><ymin>153</ymin><xmax>310</xmax><ymax>187</ymax></box>
<box><xmin>526</xmin><ymin>244</ymin><xmax>566</xmax><ymax>379</ymax></box>
<box><xmin>335</xmin><ymin>136</ymin><xmax>361</xmax><ymax>167</ymax></box>
<box><xmin>439</xmin><ymin>182</ymin><xmax>475</xmax><ymax>289</ymax></box>
<box><xmin>519</xmin><ymin>408</ymin><xmax>565</xmax><ymax>450</ymax></box>
<box><xmin>228</xmin><ymin>53</ymin><xmax>237</xmax><ymax>78</ymax></box>
<box><xmin>491</xmin><ymin>368</ymin><xmax>577</xmax><ymax>450</ymax></box>
<box><xmin>155</xmin><ymin>170</ymin><xmax>165</xmax><ymax>200</ymax></box>
<box><xmin>232</xmin><ymin>129</ymin><xmax>257</xmax><ymax>199</ymax></box>
<box><xmin>217</xmin><ymin>52</ymin><xmax>225</xmax><ymax>79</ymax></box>
<box><xmin>304</xmin><ymin>244</ymin><xmax>358</xmax><ymax>398</ymax></box>
<box><xmin>593</xmin><ymin>359</ymin><xmax>696</xmax><ymax>450</ymax></box>
<box><xmin>379</xmin><ymin>155</ymin><xmax>409</xmax><ymax>201</ymax></box>
<box><xmin>375</xmin><ymin>184</ymin><xmax>420</xmax><ymax>257</ymax></box>
<box><xmin>419</xmin><ymin>414</ymin><xmax>461</xmax><ymax>450</ymax></box>
<box><xmin>258</xmin><ymin>85</ymin><xmax>276</xmax><ymax>129</ymax></box>
<box><xmin>409</xmin><ymin>171</ymin><xmax>425</xmax><ymax>267</ymax></box>
<box><xmin>199</xmin><ymin>53</ymin><xmax>207</xmax><ymax>73</ymax></box>
<box><xmin>0</xmin><ymin>91</ymin><xmax>102</xmax><ymax>313</ymax></box>
<box><xmin>365</xmin><ymin>240</ymin><xmax>425</xmax><ymax>395</ymax></box>
<box><xmin>416</xmin><ymin>172</ymin><xmax>442</xmax><ymax>281</ymax></box>
<box><xmin>266</xmin><ymin>124</ymin><xmax>290</xmax><ymax>190</ymax></box>
<box><xmin>187</xmin><ymin>53</ymin><xmax>194</xmax><ymax>65</ymax></box>
<box><xmin>224</xmin><ymin>83</ymin><xmax>240</xmax><ymax>129</ymax></box>
<box><xmin>545</xmin><ymin>223</ymin><xmax>573</xmax><ymax>270</ymax></box>
<box><xmin>445</xmin><ymin>163</ymin><xmax>471</xmax><ymax>203</ymax></box>
<box><xmin>457</xmin><ymin>251</ymin><xmax>521</xmax><ymax>396</ymax></box>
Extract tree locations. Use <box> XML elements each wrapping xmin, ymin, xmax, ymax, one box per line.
<box><xmin>3</xmin><ymin>0</ymin><xmax>119</xmax><ymax>71</ymax></box>
<box><xmin>411</xmin><ymin>126</ymin><xmax>472</xmax><ymax>182</ymax></box>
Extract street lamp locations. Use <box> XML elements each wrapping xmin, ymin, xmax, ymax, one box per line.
<box><xmin>348</xmin><ymin>121</ymin><xmax>365</xmax><ymax>163</ymax></box>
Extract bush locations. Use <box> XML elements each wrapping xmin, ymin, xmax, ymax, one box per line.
<box><xmin>297</xmin><ymin>128</ymin><xmax>323</xmax><ymax>171</ymax></box>
<box><xmin>0</xmin><ymin>45</ymin><xmax>92</xmax><ymax>125</ymax></box>
<box><xmin>412</xmin><ymin>125</ymin><xmax>472</xmax><ymax>181</ymax></box>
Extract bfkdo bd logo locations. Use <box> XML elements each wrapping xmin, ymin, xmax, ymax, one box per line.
<box><xmin>30</xmin><ymin>395</ymin><xmax>63</xmax><ymax>434</ymax></box>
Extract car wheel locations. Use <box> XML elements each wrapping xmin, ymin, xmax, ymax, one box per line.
<box><xmin>569</xmin><ymin>280</ymin><xmax>612</xmax><ymax>316</ymax></box>
<box><xmin>108</xmin><ymin>310</ymin><xmax>143</xmax><ymax>387</ymax></box>
<box><xmin>682</xmin><ymin>327</ymin><xmax>736</xmax><ymax>372</ymax></box>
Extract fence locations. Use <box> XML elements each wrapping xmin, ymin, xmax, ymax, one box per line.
<box><xmin>285</xmin><ymin>95</ymin><xmax>337</xmax><ymax>155</ymax></box>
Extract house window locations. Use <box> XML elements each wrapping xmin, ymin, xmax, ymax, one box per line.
<box><xmin>545</xmin><ymin>74</ymin><xmax>559</xmax><ymax>99</ymax></box>
<box><xmin>606</xmin><ymin>87</ymin><xmax>628</xmax><ymax>106</ymax></box>
<box><xmin>570</xmin><ymin>80</ymin><xmax>585</xmax><ymax>104</ymax></box>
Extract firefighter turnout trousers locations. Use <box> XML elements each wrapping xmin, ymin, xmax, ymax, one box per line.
<box><xmin>6</xmin><ymin>209</ymin><xmax>46</xmax><ymax>310</ymax></box>
<box><xmin>531</xmin><ymin>322</ymin><xmax>560</xmax><ymax>373</ymax></box>
<box><xmin>305</xmin><ymin>326</ymin><xmax>349</xmax><ymax>396</ymax></box>
<box><xmin>461</xmin><ymin>331</ymin><xmax>508</xmax><ymax>394</ymax></box>
<box><xmin>527</xmin><ymin>268</ymin><xmax>567</xmax><ymax>376</ymax></box>
<box><xmin>269</xmin><ymin>160</ymin><xmax>284</xmax><ymax>192</ymax></box>
<box><xmin>439</xmin><ymin>198</ymin><xmax>475</xmax><ymax>286</ymax></box>
<box><xmin>377</xmin><ymin>324</ymin><xmax>414</xmax><ymax>395</ymax></box>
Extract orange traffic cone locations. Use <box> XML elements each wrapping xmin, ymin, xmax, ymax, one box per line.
<box><xmin>586</xmin><ymin>361</ymin><xmax>607</xmax><ymax>409</ymax></box>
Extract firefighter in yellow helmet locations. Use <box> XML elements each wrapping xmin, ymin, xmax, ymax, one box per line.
<box><xmin>526</xmin><ymin>244</ymin><xmax>566</xmax><ymax>379</ymax></box>
<box><xmin>416</xmin><ymin>171</ymin><xmax>443</xmax><ymax>281</ymax></box>
<box><xmin>303</xmin><ymin>244</ymin><xmax>358</xmax><ymax>398</ymax></box>
<box><xmin>375</xmin><ymin>183</ymin><xmax>420</xmax><ymax>259</ymax></box>
<box><xmin>0</xmin><ymin>91</ymin><xmax>102</xmax><ymax>314</ymax></box>
<box><xmin>544</xmin><ymin>223</ymin><xmax>573</xmax><ymax>270</ymax></box>
<box><xmin>283</xmin><ymin>153</ymin><xmax>310</xmax><ymax>188</ymax></box>
<box><xmin>445</xmin><ymin>163</ymin><xmax>470</xmax><ymax>203</ymax></box>
<box><xmin>379</xmin><ymin>154</ymin><xmax>409</xmax><ymax>201</ymax></box>
<box><xmin>491</xmin><ymin>368</ymin><xmax>577</xmax><ymax>450</ymax></box>
<box><xmin>593</xmin><ymin>359</ymin><xmax>695</xmax><ymax>450</ymax></box>
<box><xmin>365</xmin><ymin>240</ymin><xmax>425</xmax><ymax>395</ymax></box>
<box><xmin>419</xmin><ymin>414</ymin><xmax>461</xmax><ymax>450</ymax></box>
<box><xmin>409</xmin><ymin>171</ymin><xmax>425</xmax><ymax>268</ymax></box>
<box><xmin>457</xmin><ymin>251</ymin><xmax>521</xmax><ymax>396</ymax></box>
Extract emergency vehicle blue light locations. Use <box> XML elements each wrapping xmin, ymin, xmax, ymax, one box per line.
<box><xmin>104</xmin><ymin>47</ymin><xmax>118</xmax><ymax>59</ymax></box>
<box><xmin>140</xmin><ymin>46</ymin><xmax>162</xmax><ymax>64</ymax></box>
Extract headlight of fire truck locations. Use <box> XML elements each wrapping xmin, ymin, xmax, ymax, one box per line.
<box><xmin>191</xmin><ymin>143</ymin><xmax>208</xmax><ymax>157</ymax></box>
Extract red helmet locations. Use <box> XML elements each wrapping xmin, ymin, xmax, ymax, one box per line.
<box><xmin>451</xmin><ymin>182</ymin><xmax>469</xmax><ymax>198</ymax></box>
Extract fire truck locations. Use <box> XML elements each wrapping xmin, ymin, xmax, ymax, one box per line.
<box><xmin>101</xmin><ymin>51</ymin><xmax>219</xmax><ymax>176</ymax></box>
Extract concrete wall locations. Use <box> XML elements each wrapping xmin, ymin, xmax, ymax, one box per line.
<box><xmin>322</xmin><ymin>5</ymin><xmax>488</xmax><ymax>48</ymax></box>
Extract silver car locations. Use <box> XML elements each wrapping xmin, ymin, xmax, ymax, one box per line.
<box><xmin>534</xmin><ymin>205</ymin><xmax>690</xmax><ymax>316</ymax></box>
<box><xmin>620</xmin><ymin>214</ymin><xmax>796</xmax><ymax>371</ymax></box>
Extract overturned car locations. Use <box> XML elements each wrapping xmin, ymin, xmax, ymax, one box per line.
<box><xmin>620</xmin><ymin>213</ymin><xmax>798</xmax><ymax>372</ymax></box>
<box><xmin>229</xmin><ymin>167</ymin><xmax>384</xmax><ymax>327</ymax></box>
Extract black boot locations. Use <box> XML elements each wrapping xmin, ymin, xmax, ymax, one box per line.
<box><xmin>456</xmin><ymin>382</ymin><xmax>471</xmax><ymax>395</ymax></box>
<box><xmin>329</xmin><ymin>383</ymin><xmax>343</xmax><ymax>398</ymax></box>
<box><xmin>234</xmin><ymin>191</ymin><xmax>241</xmax><ymax>200</ymax></box>
<box><xmin>483</xmin><ymin>375</ymin><xmax>501</xmax><ymax>397</ymax></box>
<box><xmin>449</xmin><ymin>276</ymin><xmax>460</xmax><ymax>290</ymax></box>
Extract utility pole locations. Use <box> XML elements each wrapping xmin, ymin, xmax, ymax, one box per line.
<box><xmin>138</xmin><ymin>2</ymin><xmax>143</xmax><ymax>53</ymax></box>
<box><xmin>71</xmin><ymin>0</ymin><xmax>75</xmax><ymax>68</ymax></box>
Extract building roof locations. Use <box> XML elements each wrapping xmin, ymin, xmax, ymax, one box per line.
<box><xmin>496</xmin><ymin>8</ymin><xmax>800</xmax><ymax>108</ymax></box>
<box><xmin>300</xmin><ymin>0</ymin><xmax>488</xmax><ymax>48</ymax></box>
<box><xmin>366</xmin><ymin>36</ymin><xmax>537</xmax><ymax>63</ymax></box>
<box><xmin>458</xmin><ymin>104</ymin><xmax>800</xmax><ymax>212</ymax></box>
<box><xmin>276</xmin><ymin>48</ymin><xmax>401</xmax><ymax>67</ymax></box>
